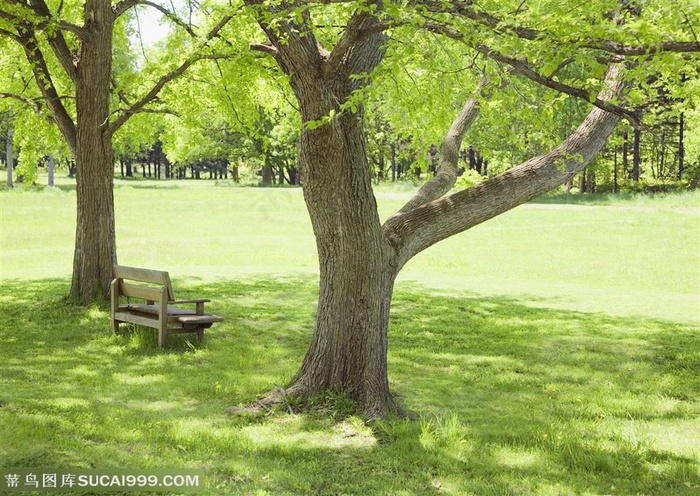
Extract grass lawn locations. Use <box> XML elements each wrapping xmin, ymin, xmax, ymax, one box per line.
<box><xmin>1</xmin><ymin>176</ymin><xmax>699</xmax><ymax>495</ymax></box>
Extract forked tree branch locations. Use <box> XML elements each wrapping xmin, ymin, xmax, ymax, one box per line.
<box><xmin>395</xmin><ymin>78</ymin><xmax>488</xmax><ymax>215</ymax></box>
<box><xmin>244</xmin><ymin>0</ymin><xmax>326</xmax><ymax>79</ymax></box>
<box><xmin>325</xmin><ymin>10</ymin><xmax>387</xmax><ymax>83</ymax></box>
<box><xmin>7</xmin><ymin>0</ymin><xmax>81</xmax><ymax>79</ymax></box>
<box><xmin>383</xmin><ymin>63</ymin><xmax>626</xmax><ymax>268</ymax></box>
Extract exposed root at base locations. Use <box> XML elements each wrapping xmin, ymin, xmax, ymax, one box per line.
<box><xmin>227</xmin><ymin>385</ymin><xmax>412</xmax><ymax>422</ymax></box>
<box><xmin>226</xmin><ymin>387</ymin><xmax>288</xmax><ymax>416</ymax></box>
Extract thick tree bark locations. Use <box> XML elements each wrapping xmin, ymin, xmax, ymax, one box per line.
<box><xmin>68</xmin><ymin>0</ymin><xmax>117</xmax><ymax>304</ymax></box>
<box><xmin>287</xmin><ymin>100</ymin><xmax>398</xmax><ymax>419</ymax></box>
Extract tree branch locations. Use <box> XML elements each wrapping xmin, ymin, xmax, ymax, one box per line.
<box><xmin>244</xmin><ymin>0</ymin><xmax>326</xmax><ymax>79</ymax></box>
<box><xmin>16</xmin><ymin>31</ymin><xmax>77</xmax><ymax>153</ymax></box>
<box><xmin>589</xmin><ymin>40</ymin><xmax>700</xmax><ymax>55</ymax></box>
<box><xmin>383</xmin><ymin>63</ymin><xmax>626</xmax><ymax>268</ymax></box>
<box><xmin>112</xmin><ymin>0</ymin><xmax>143</xmax><ymax>18</ymax></box>
<box><xmin>114</xmin><ymin>0</ymin><xmax>197</xmax><ymax>38</ymax></box>
<box><xmin>250</xmin><ymin>42</ymin><xmax>279</xmax><ymax>57</ymax></box>
<box><xmin>0</xmin><ymin>92</ymin><xmax>44</xmax><ymax>115</ymax></box>
<box><xmin>423</xmin><ymin>21</ymin><xmax>640</xmax><ymax>127</ymax></box>
<box><xmin>107</xmin><ymin>15</ymin><xmax>234</xmax><ymax>135</ymax></box>
<box><xmin>395</xmin><ymin>78</ymin><xmax>488</xmax><ymax>215</ymax></box>
<box><xmin>423</xmin><ymin>0</ymin><xmax>700</xmax><ymax>54</ymax></box>
<box><xmin>325</xmin><ymin>10</ymin><xmax>387</xmax><ymax>82</ymax></box>
<box><xmin>25</xmin><ymin>0</ymin><xmax>79</xmax><ymax>79</ymax></box>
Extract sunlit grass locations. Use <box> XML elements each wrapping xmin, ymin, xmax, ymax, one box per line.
<box><xmin>2</xmin><ymin>174</ymin><xmax>697</xmax><ymax>322</ymax></box>
<box><xmin>1</xmin><ymin>176</ymin><xmax>699</xmax><ymax>494</ymax></box>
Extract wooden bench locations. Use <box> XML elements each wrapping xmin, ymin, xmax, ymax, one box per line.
<box><xmin>110</xmin><ymin>265</ymin><xmax>223</xmax><ymax>346</ymax></box>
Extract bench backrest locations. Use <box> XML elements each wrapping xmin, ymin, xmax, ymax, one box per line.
<box><xmin>113</xmin><ymin>265</ymin><xmax>175</xmax><ymax>302</ymax></box>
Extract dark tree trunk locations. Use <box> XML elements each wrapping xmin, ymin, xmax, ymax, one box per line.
<box><xmin>614</xmin><ymin>147</ymin><xmax>619</xmax><ymax>193</ymax></box>
<box><xmin>262</xmin><ymin>159</ymin><xmax>273</xmax><ymax>185</ymax></box>
<box><xmin>678</xmin><ymin>112</ymin><xmax>685</xmax><ymax>180</ymax></box>
<box><xmin>278</xmin><ymin>165</ymin><xmax>285</xmax><ymax>185</ymax></box>
<box><xmin>632</xmin><ymin>126</ymin><xmax>641</xmax><ymax>181</ymax></box>
<box><xmin>622</xmin><ymin>130</ymin><xmax>629</xmax><ymax>177</ymax></box>
<box><xmin>5</xmin><ymin>118</ymin><xmax>13</xmax><ymax>188</ymax></box>
<box><xmin>288</xmin><ymin>103</ymin><xmax>398</xmax><ymax>419</ymax></box>
<box><xmin>48</xmin><ymin>153</ymin><xmax>55</xmax><ymax>187</ymax></box>
<box><xmin>69</xmin><ymin>0</ymin><xmax>117</xmax><ymax>304</ymax></box>
<box><xmin>273</xmin><ymin>15</ymin><xmax>396</xmax><ymax>419</ymax></box>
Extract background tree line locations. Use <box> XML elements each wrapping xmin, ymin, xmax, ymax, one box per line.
<box><xmin>2</xmin><ymin>9</ymin><xmax>698</xmax><ymax>193</ymax></box>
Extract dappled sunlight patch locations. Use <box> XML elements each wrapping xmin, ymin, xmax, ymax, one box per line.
<box><xmin>494</xmin><ymin>445</ymin><xmax>545</xmax><ymax>468</ymax></box>
<box><xmin>79</xmin><ymin>306</ymin><xmax>109</xmax><ymax>323</ymax></box>
<box><xmin>602</xmin><ymin>417</ymin><xmax>700</xmax><ymax>458</ymax></box>
<box><xmin>241</xmin><ymin>415</ymin><xmax>376</xmax><ymax>451</ymax></box>
<box><xmin>112</xmin><ymin>373</ymin><xmax>165</xmax><ymax>385</ymax></box>
<box><xmin>167</xmin><ymin>417</ymin><xmax>250</xmax><ymax>455</ymax></box>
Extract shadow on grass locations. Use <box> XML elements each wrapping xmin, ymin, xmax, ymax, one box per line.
<box><xmin>0</xmin><ymin>277</ymin><xmax>698</xmax><ymax>494</ymax></box>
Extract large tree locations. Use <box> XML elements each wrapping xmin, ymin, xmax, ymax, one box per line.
<box><xmin>241</xmin><ymin>0</ymin><xmax>700</xmax><ymax>418</ymax></box>
<box><xmin>0</xmin><ymin>0</ymin><xmax>233</xmax><ymax>303</ymax></box>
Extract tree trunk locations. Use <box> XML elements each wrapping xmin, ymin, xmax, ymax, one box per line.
<box><xmin>5</xmin><ymin>118</ymin><xmax>13</xmax><ymax>189</ymax></box>
<box><xmin>614</xmin><ymin>147</ymin><xmax>619</xmax><ymax>193</ymax></box>
<box><xmin>678</xmin><ymin>112</ymin><xmax>685</xmax><ymax>180</ymax></box>
<box><xmin>48</xmin><ymin>153</ymin><xmax>55</xmax><ymax>187</ymax></box>
<box><xmin>68</xmin><ymin>0</ymin><xmax>117</xmax><ymax>304</ymax></box>
<box><xmin>632</xmin><ymin>126</ymin><xmax>641</xmax><ymax>181</ymax></box>
<box><xmin>622</xmin><ymin>130</ymin><xmax>629</xmax><ymax>177</ymax></box>
<box><xmin>262</xmin><ymin>159</ymin><xmax>273</xmax><ymax>185</ymax></box>
<box><xmin>286</xmin><ymin>99</ymin><xmax>398</xmax><ymax>419</ymax></box>
<box><xmin>249</xmin><ymin>9</ymin><xmax>398</xmax><ymax>418</ymax></box>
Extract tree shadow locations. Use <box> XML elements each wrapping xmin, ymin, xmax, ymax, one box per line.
<box><xmin>0</xmin><ymin>277</ymin><xmax>697</xmax><ymax>494</ymax></box>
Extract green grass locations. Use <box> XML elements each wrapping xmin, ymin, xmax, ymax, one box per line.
<box><xmin>1</xmin><ymin>175</ymin><xmax>699</xmax><ymax>494</ymax></box>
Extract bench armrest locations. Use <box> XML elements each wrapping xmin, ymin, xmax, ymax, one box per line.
<box><xmin>170</xmin><ymin>298</ymin><xmax>211</xmax><ymax>315</ymax></box>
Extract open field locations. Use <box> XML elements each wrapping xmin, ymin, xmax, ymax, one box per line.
<box><xmin>1</xmin><ymin>176</ymin><xmax>699</xmax><ymax>494</ymax></box>
<box><xmin>2</xmin><ymin>175</ymin><xmax>698</xmax><ymax>322</ymax></box>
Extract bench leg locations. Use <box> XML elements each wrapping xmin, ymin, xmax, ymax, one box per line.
<box><xmin>197</xmin><ymin>328</ymin><xmax>205</xmax><ymax>342</ymax></box>
<box><xmin>158</xmin><ymin>322</ymin><xmax>168</xmax><ymax>347</ymax></box>
<box><xmin>112</xmin><ymin>320</ymin><xmax>120</xmax><ymax>335</ymax></box>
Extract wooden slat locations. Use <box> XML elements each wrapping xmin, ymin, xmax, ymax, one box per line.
<box><xmin>119</xmin><ymin>282</ymin><xmax>163</xmax><ymax>301</ymax></box>
<box><xmin>114</xmin><ymin>265</ymin><xmax>175</xmax><ymax>301</ymax></box>
<box><xmin>114</xmin><ymin>265</ymin><xmax>169</xmax><ymax>285</ymax></box>
<box><xmin>178</xmin><ymin>315</ymin><xmax>223</xmax><ymax>324</ymax></box>
<box><xmin>113</xmin><ymin>311</ymin><xmax>159</xmax><ymax>328</ymax></box>
<box><xmin>127</xmin><ymin>304</ymin><xmax>196</xmax><ymax>316</ymax></box>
